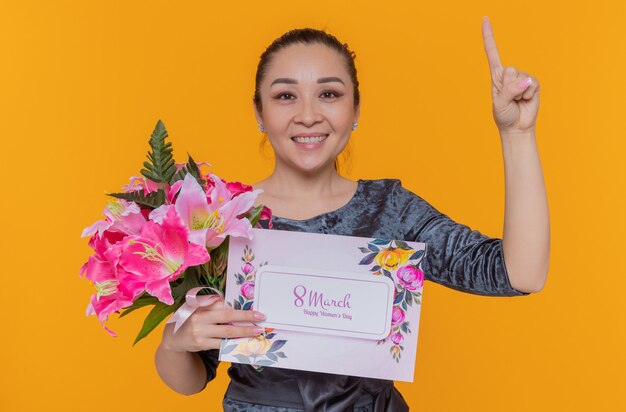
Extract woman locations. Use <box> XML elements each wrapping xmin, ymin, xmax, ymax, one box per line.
<box><xmin>155</xmin><ymin>17</ymin><xmax>549</xmax><ymax>411</ymax></box>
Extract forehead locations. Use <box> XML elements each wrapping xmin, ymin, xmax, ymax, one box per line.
<box><xmin>264</xmin><ymin>43</ymin><xmax>349</xmax><ymax>82</ymax></box>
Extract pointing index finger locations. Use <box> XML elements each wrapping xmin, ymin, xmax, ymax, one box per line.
<box><xmin>481</xmin><ymin>16</ymin><xmax>502</xmax><ymax>73</ymax></box>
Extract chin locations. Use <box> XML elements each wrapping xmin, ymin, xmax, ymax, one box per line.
<box><xmin>289</xmin><ymin>157</ymin><xmax>335</xmax><ymax>174</ymax></box>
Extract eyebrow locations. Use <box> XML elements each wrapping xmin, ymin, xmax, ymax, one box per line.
<box><xmin>270</xmin><ymin>77</ymin><xmax>345</xmax><ymax>86</ymax></box>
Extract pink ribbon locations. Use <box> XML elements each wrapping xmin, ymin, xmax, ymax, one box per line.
<box><xmin>166</xmin><ymin>286</ymin><xmax>224</xmax><ymax>334</ymax></box>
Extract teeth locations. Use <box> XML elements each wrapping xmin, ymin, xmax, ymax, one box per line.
<box><xmin>293</xmin><ymin>135</ymin><xmax>328</xmax><ymax>144</ymax></box>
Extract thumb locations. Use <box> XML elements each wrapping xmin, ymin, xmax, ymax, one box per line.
<box><xmin>495</xmin><ymin>76</ymin><xmax>532</xmax><ymax>107</ymax></box>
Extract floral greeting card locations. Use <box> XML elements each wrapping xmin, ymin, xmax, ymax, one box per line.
<box><xmin>219</xmin><ymin>228</ymin><xmax>426</xmax><ymax>382</ymax></box>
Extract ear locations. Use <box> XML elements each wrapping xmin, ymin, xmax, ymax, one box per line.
<box><xmin>253</xmin><ymin>98</ymin><xmax>263</xmax><ymax>125</ymax></box>
<box><xmin>354</xmin><ymin>104</ymin><xmax>360</xmax><ymax>124</ymax></box>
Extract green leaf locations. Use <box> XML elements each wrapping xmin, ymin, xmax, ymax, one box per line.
<box><xmin>394</xmin><ymin>240</ymin><xmax>412</xmax><ymax>250</ymax></box>
<box><xmin>132</xmin><ymin>301</ymin><xmax>181</xmax><ymax>346</ymax></box>
<box><xmin>140</xmin><ymin>120</ymin><xmax>177</xmax><ymax>184</ymax></box>
<box><xmin>254</xmin><ymin>359</ymin><xmax>275</xmax><ymax>367</ymax></box>
<box><xmin>367</xmin><ymin>243</ymin><xmax>380</xmax><ymax>252</ymax></box>
<box><xmin>409</xmin><ymin>250</ymin><xmax>425</xmax><ymax>260</ymax></box>
<box><xmin>404</xmin><ymin>290</ymin><xmax>413</xmax><ymax>306</ymax></box>
<box><xmin>172</xmin><ymin>267</ymin><xmax>203</xmax><ymax>299</ymax></box>
<box><xmin>394</xmin><ymin>290</ymin><xmax>405</xmax><ymax>305</ymax></box>
<box><xmin>106</xmin><ymin>189</ymin><xmax>166</xmax><ymax>208</ymax></box>
<box><xmin>170</xmin><ymin>153</ymin><xmax>206</xmax><ymax>189</ymax></box>
<box><xmin>359</xmin><ymin>253</ymin><xmax>377</xmax><ymax>265</ymax></box>
<box><xmin>221</xmin><ymin>344</ymin><xmax>237</xmax><ymax>355</ymax></box>
<box><xmin>269</xmin><ymin>340</ymin><xmax>287</xmax><ymax>352</ymax></box>
<box><xmin>382</xmin><ymin>269</ymin><xmax>393</xmax><ymax>282</ymax></box>
<box><xmin>233</xmin><ymin>354</ymin><xmax>251</xmax><ymax>364</ymax></box>
<box><xmin>119</xmin><ymin>295</ymin><xmax>160</xmax><ymax>318</ymax></box>
<box><xmin>371</xmin><ymin>238</ymin><xmax>390</xmax><ymax>246</ymax></box>
<box><xmin>207</xmin><ymin>237</ymin><xmax>229</xmax><ymax>284</ymax></box>
<box><xmin>245</xmin><ymin>205</ymin><xmax>264</xmax><ymax>227</ymax></box>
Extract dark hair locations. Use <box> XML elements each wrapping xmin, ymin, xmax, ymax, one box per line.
<box><xmin>253</xmin><ymin>28</ymin><xmax>360</xmax><ymax>111</ymax></box>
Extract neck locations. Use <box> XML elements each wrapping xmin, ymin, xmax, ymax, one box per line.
<box><xmin>253</xmin><ymin>159</ymin><xmax>359</xmax><ymax>220</ymax></box>
<box><xmin>262</xmin><ymin>161</ymin><xmax>346</xmax><ymax>200</ymax></box>
<box><xmin>267</xmin><ymin>168</ymin><xmax>345</xmax><ymax>198</ymax></box>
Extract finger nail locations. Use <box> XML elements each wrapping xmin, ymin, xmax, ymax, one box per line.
<box><xmin>253</xmin><ymin>312</ymin><xmax>266</xmax><ymax>321</ymax></box>
<box><xmin>252</xmin><ymin>327</ymin><xmax>264</xmax><ymax>335</ymax></box>
<box><xmin>519</xmin><ymin>78</ymin><xmax>532</xmax><ymax>89</ymax></box>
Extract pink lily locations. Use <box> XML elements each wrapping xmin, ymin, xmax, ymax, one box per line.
<box><xmin>81</xmin><ymin>199</ymin><xmax>146</xmax><ymax>239</ymax></box>
<box><xmin>85</xmin><ymin>273</ymin><xmax>135</xmax><ymax>337</ymax></box>
<box><xmin>121</xmin><ymin>175</ymin><xmax>183</xmax><ymax>204</ymax></box>
<box><xmin>82</xmin><ymin>239</ymin><xmax>135</xmax><ymax>336</ymax></box>
<box><xmin>121</xmin><ymin>161</ymin><xmax>211</xmax><ymax>194</ymax></box>
<box><xmin>151</xmin><ymin>174</ymin><xmax>262</xmax><ymax>249</ymax></box>
<box><xmin>259</xmin><ymin>205</ymin><xmax>273</xmax><ymax>229</ymax></box>
<box><xmin>121</xmin><ymin>175</ymin><xmax>162</xmax><ymax>195</ymax></box>
<box><xmin>79</xmin><ymin>228</ymin><xmax>126</xmax><ymax>286</ymax></box>
<box><xmin>196</xmin><ymin>173</ymin><xmax>262</xmax><ymax>248</ymax></box>
<box><xmin>119</xmin><ymin>205</ymin><xmax>210</xmax><ymax>304</ymax></box>
<box><xmin>226</xmin><ymin>181</ymin><xmax>253</xmax><ymax>197</ymax></box>
<box><xmin>121</xmin><ymin>161</ymin><xmax>211</xmax><ymax>203</ymax></box>
<box><xmin>82</xmin><ymin>228</ymin><xmax>125</xmax><ymax>258</ymax></box>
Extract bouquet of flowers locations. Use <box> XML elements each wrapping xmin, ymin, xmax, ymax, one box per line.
<box><xmin>79</xmin><ymin>120</ymin><xmax>271</xmax><ymax>344</ymax></box>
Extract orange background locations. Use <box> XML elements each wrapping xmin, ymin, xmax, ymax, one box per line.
<box><xmin>1</xmin><ymin>1</ymin><xmax>625</xmax><ymax>411</ymax></box>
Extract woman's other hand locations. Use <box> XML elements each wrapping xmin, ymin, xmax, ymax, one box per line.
<box><xmin>482</xmin><ymin>16</ymin><xmax>540</xmax><ymax>135</ymax></box>
<box><xmin>160</xmin><ymin>300</ymin><xmax>266</xmax><ymax>353</ymax></box>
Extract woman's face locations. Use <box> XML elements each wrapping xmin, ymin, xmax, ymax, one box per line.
<box><xmin>255</xmin><ymin>43</ymin><xmax>359</xmax><ymax>174</ymax></box>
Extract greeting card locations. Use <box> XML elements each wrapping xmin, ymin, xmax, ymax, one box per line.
<box><xmin>219</xmin><ymin>228</ymin><xmax>426</xmax><ymax>382</ymax></box>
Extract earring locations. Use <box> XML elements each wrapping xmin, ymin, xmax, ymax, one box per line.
<box><xmin>352</xmin><ymin>122</ymin><xmax>358</xmax><ymax>131</ymax></box>
<box><xmin>258</xmin><ymin>123</ymin><xmax>264</xmax><ymax>132</ymax></box>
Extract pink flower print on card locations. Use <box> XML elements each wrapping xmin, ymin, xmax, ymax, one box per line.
<box><xmin>396</xmin><ymin>266</ymin><xmax>424</xmax><ymax>291</ymax></box>
<box><xmin>391</xmin><ymin>307</ymin><xmax>406</xmax><ymax>325</ymax></box>
<box><xmin>240</xmin><ymin>281</ymin><xmax>255</xmax><ymax>299</ymax></box>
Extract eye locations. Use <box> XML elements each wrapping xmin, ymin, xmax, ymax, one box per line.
<box><xmin>275</xmin><ymin>93</ymin><xmax>296</xmax><ymax>100</ymax></box>
<box><xmin>320</xmin><ymin>90</ymin><xmax>342</xmax><ymax>99</ymax></box>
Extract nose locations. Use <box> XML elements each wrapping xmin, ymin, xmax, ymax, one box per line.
<box><xmin>294</xmin><ymin>95</ymin><xmax>323</xmax><ymax>127</ymax></box>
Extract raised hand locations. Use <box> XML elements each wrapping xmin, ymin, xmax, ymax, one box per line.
<box><xmin>482</xmin><ymin>16</ymin><xmax>540</xmax><ymax>135</ymax></box>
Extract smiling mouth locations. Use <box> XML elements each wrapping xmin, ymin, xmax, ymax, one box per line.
<box><xmin>291</xmin><ymin>135</ymin><xmax>329</xmax><ymax>144</ymax></box>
